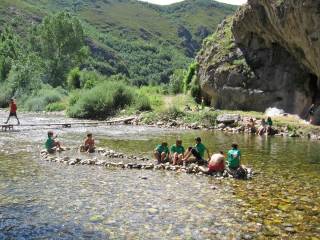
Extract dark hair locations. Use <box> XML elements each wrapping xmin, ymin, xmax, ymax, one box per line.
<box><xmin>162</xmin><ymin>142</ymin><xmax>168</xmax><ymax>146</ymax></box>
<box><xmin>176</xmin><ymin>139</ymin><xmax>182</xmax><ymax>144</ymax></box>
<box><xmin>195</xmin><ymin>137</ymin><xmax>201</xmax><ymax>142</ymax></box>
<box><xmin>219</xmin><ymin>151</ymin><xmax>224</xmax><ymax>155</ymax></box>
<box><xmin>87</xmin><ymin>133</ymin><xmax>93</xmax><ymax>137</ymax></box>
<box><xmin>48</xmin><ymin>131</ymin><xmax>54</xmax><ymax>137</ymax></box>
<box><xmin>231</xmin><ymin>143</ymin><xmax>238</xmax><ymax>149</ymax></box>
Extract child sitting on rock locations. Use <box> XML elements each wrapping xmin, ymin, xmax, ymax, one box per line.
<box><xmin>183</xmin><ymin>137</ymin><xmax>210</xmax><ymax>165</ymax></box>
<box><xmin>199</xmin><ymin>151</ymin><xmax>225</xmax><ymax>174</ymax></box>
<box><xmin>45</xmin><ymin>131</ymin><xmax>63</xmax><ymax>154</ymax></box>
<box><xmin>80</xmin><ymin>133</ymin><xmax>95</xmax><ymax>153</ymax></box>
<box><xmin>170</xmin><ymin>140</ymin><xmax>185</xmax><ymax>165</ymax></box>
<box><xmin>226</xmin><ymin>143</ymin><xmax>247</xmax><ymax>179</ymax></box>
<box><xmin>154</xmin><ymin>142</ymin><xmax>169</xmax><ymax>164</ymax></box>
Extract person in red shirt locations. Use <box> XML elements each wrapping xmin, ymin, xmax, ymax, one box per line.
<box><xmin>80</xmin><ymin>133</ymin><xmax>95</xmax><ymax>153</ymax></box>
<box><xmin>5</xmin><ymin>98</ymin><xmax>20</xmax><ymax>125</ymax></box>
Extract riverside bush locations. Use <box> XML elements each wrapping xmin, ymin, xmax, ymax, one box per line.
<box><xmin>45</xmin><ymin>102</ymin><xmax>66</xmax><ymax>112</ymax></box>
<box><xmin>135</xmin><ymin>94</ymin><xmax>152</xmax><ymax>111</ymax></box>
<box><xmin>159</xmin><ymin>106</ymin><xmax>185</xmax><ymax>121</ymax></box>
<box><xmin>23</xmin><ymin>87</ymin><xmax>66</xmax><ymax>111</ymax></box>
<box><xmin>67</xmin><ymin>81</ymin><xmax>134</xmax><ymax>119</ymax></box>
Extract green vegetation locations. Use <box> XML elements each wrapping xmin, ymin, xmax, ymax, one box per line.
<box><xmin>0</xmin><ymin>0</ymin><xmax>236</xmax><ymax>87</ymax></box>
<box><xmin>0</xmin><ymin>0</ymin><xmax>237</xmax><ymax>117</ymax></box>
<box><xmin>67</xmin><ymin>81</ymin><xmax>135</xmax><ymax>119</ymax></box>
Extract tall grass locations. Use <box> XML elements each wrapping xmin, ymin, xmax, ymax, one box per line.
<box><xmin>23</xmin><ymin>87</ymin><xmax>66</xmax><ymax>112</ymax></box>
<box><xmin>67</xmin><ymin>81</ymin><xmax>135</xmax><ymax>119</ymax></box>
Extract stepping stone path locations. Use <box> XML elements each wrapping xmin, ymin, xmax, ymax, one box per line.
<box><xmin>40</xmin><ymin>148</ymin><xmax>254</xmax><ymax>179</ymax></box>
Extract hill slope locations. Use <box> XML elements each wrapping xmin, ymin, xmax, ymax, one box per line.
<box><xmin>0</xmin><ymin>0</ymin><xmax>237</xmax><ymax>85</ymax></box>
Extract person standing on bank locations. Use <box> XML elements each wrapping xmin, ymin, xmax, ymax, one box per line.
<box><xmin>5</xmin><ymin>98</ymin><xmax>20</xmax><ymax>125</ymax></box>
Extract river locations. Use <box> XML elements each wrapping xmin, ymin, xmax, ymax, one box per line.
<box><xmin>0</xmin><ymin>111</ymin><xmax>319</xmax><ymax>239</ymax></box>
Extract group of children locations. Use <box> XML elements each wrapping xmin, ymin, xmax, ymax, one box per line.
<box><xmin>45</xmin><ymin>131</ymin><xmax>243</xmax><ymax>175</ymax></box>
<box><xmin>154</xmin><ymin>137</ymin><xmax>243</xmax><ymax>175</ymax></box>
<box><xmin>247</xmin><ymin>117</ymin><xmax>274</xmax><ymax>136</ymax></box>
<box><xmin>45</xmin><ymin>131</ymin><xmax>96</xmax><ymax>153</ymax></box>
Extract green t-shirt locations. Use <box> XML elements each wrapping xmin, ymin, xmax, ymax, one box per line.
<box><xmin>195</xmin><ymin>143</ymin><xmax>206</xmax><ymax>158</ymax></box>
<box><xmin>45</xmin><ymin>137</ymin><xmax>54</xmax><ymax>150</ymax></box>
<box><xmin>170</xmin><ymin>144</ymin><xmax>185</xmax><ymax>154</ymax></box>
<box><xmin>156</xmin><ymin>144</ymin><xmax>169</xmax><ymax>154</ymax></box>
<box><xmin>267</xmin><ymin>119</ymin><xmax>273</xmax><ymax>126</ymax></box>
<box><xmin>227</xmin><ymin>149</ymin><xmax>241</xmax><ymax>169</ymax></box>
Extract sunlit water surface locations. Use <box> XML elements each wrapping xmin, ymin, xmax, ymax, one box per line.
<box><xmin>0</xmin><ymin>111</ymin><xmax>319</xmax><ymax>239</ymax></box>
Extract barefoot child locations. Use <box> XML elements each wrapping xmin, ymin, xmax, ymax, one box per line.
<box><xmin>183</xmin><ymin>137</ymin><xmax>210</xmax><ymax>165</ymax></box>
<box><xmin>154</xmin><ymin>142</ymin><xmax>169</xmax><ymax>164</ymax></box>
<box><xmin>45</xmin><ymin>131</ymin><xmax>63</xmax><ymax>153</ymax></box>
<box><xmin>80</xmin><ymin>133</ymin><xmax>95</xmax><ymax>153</ymax></box>
<box><xmin>5</xmin><ymin>98</ymin><xmax>20</xmax><ymax>125</ymax></box>
<box><xmin>199</xmin><ymin>151</ymin><xmax>225</xmax><ymax>174</ymax></box>
<box><xmin>170</xmin><ymin>140</ymin><xmax>185</xmax><ymax>165</ymax></box>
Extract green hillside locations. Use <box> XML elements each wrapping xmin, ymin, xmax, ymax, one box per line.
<box><xmin>0</xmin><ymin>0</ymin><xmax>237</xmax><ymax>114</ymax></box>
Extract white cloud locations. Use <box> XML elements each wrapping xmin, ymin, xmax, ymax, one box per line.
<box><xmin>138</xmin><ymin>0</ymin><xmax>247</xmax><ymax>5</ymax></box>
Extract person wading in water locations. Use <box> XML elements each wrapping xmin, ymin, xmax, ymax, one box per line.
<box><xmin>5</xmin><ymin>98</ymin><xmax>20</xmax><ymax>125</ymax></box>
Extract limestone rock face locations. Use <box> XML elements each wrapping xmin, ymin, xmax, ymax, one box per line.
<box><xmin>197</xmin><ymin>0</ymin><xmax>320</xmax><ymax>118</ymax></box>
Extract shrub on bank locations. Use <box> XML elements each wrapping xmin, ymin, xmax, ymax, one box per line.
<box><xmin>159</xmin><ymin>106</ymin><xmax>185</xmax><ymax>121</ymax></box>
<box><xmin>45</xmin><ymin>102</ymin><xmax>66</xmax><ymax>112</ymax></box>
<box><xmin>23</xmin><ymin>87</ymin><xmax>66</xmax><ymax>112</ymax></box>
<box><xmin>134</xmin><ymin>94</ymin><xmax>152</xmax><ymax>111</ymax></box>
<box><xmin>67</xmin><ymin>81</ymin><xmax>135</xmax><ymax>119</ymax></box>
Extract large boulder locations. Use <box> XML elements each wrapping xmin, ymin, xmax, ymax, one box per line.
<box><xmin>196</xmin><ymin>0</ymin><xmax>320</xmax><ymax>123</ymax></box>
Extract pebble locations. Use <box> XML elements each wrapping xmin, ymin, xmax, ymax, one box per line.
<box><xmin>284</xmin><ymin>227</ymin><xmax>296</xmax><ymax>233</ymax></box>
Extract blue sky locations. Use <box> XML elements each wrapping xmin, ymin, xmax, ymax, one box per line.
<box><xmin>139</xmin><ymin>0</ymin><xmax>247</xmax><ymax>5</ymax></box>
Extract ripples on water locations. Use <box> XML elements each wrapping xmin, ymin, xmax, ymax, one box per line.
<box><xmin>0</xmin><ymin>111</ymin><xmax>320</xmax><ymax>239</ymax></box>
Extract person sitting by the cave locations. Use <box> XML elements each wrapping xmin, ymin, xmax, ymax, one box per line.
<box><xmin>154</xmin><ymin>142</ymin><xmax>169</xmax><ymax>164</ymax></box>
<box><xmin>170</xmin><ymin>140</ymin><xmax>185</xmax><ymax>165</ymax></box>
<box><xmin>247</xmin><ymin>118</ymin><xmax>256</xmax><ymax>134</ymax></box>
<box><xmin>182</xmin><ymin>137</ymin><xmax>210</xmax><ymax>165</ymax></box>
<box><xmin>266</xmin><ymin>116</ymin><xmax>274</xmax><ymax>135</ymax></box>
<box><xmin>266</xmin><ymin>117</ymin><xmax>273</xmax><ymax>127</ymax></box>
<box><xmin>45</xmin><ymin>131</ymin><xmax>63</xmax><ymax>154</ymax></box>
<box><xmin>257</xmin><ymin>119</ymin><xmax>267</xmax><ymax>136</ymax></box>
<box><xmin>80</xmin><ymin>133</ymin><xmax>96</xmax><ymax>153</ymax></box>
<box><xmin>199</xmin><ymin>151</ymin><xmax>225</xmax><ymax>174</ymax></box>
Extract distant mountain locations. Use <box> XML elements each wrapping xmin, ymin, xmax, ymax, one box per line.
<box><xmin>0</xmin><ymin>0</ymin><xmax>237</xmax><ymax>85</ymax></box>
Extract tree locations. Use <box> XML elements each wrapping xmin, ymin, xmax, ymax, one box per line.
<box><xmin>34</xmin><ymin>12</ymin><xmax>87</xmax><ymax>87</ymax></box>
<box><xmin>0</xmin><ymin>27</ymin><xmax>21</xmax><ymax>82</ymax></box>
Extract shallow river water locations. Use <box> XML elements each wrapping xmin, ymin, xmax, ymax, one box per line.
<box><xmin>0</xmin><ymin>111</ymin><xmax>320</xmax><ymax>239</ymax></box>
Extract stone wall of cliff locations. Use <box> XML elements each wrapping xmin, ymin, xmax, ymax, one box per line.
<box><xmin>197</xmin><ymin>0</ymin><xmax>320</xmax><ymax>121</ymax></box>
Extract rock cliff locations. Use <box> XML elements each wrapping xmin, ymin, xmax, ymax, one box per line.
<box><xmin>197</xmin><ymin>0</ymin><xmax>320</xmax><ymax>121</ymax></box>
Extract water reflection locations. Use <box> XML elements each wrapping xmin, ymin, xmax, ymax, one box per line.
<box><xmin>0</xmin><ymin>111</ymin><xmax>320</xmax><ymax>238</ymax></box>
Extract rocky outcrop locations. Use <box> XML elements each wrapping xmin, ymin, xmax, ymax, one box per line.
<box><xmin>197</xmin><ymin>0</ymin><xmax>320</xmax><ymax>122</ymax></box>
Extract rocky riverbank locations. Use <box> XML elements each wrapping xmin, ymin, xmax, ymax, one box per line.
<box><xmin>40</xmin><ymin>148</ymin><xmax>254</xmax><ymax>180</ymax></box>
<box><xmin>121</xmin><ymin>112</ymin><xmax>320</xmax><ymax>141</ymax></box>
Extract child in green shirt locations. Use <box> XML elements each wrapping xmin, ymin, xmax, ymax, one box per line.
<box><xmin>170</xmin><ymin>140</ymin><xmax>185</xmax><ymax>165</ymax></box>
<box><xmin>45</xmin><ymin>131</ymin><xmax>63</xmax><ymax>153</ymax></box>
<box><xmin>154</xmin><ymin>142</ymin><xmax>169</xmax><ymax>164</ymax></box>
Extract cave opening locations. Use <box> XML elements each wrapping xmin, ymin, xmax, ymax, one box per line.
<box><xmin>309</xmin><ymin>73</ymin><xmax>320</xmax><ymax>104</ymax></box>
